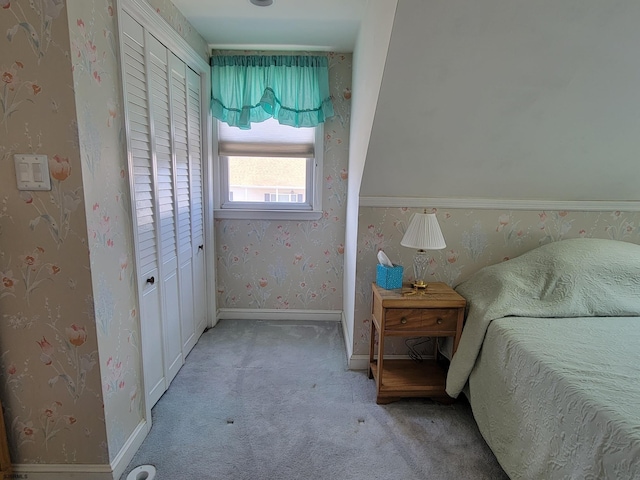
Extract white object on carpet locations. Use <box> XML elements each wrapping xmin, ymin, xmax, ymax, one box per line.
<box><xmin>126</xmin><ymin>465</ymin><xmax>156</xmax><ymax>480</ymax></box>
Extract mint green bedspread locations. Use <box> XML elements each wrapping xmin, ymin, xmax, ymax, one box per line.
<box><xmin>444</xmin><ymin>238</ymin><xmax>640</xmax><ymax>479</ymax></box>
<box><xmin>469</xmin><ymin>316</ymin><xmax>640</xmax><ymax>480</ymax></box>
<box><xmin>447</xmin><ymin>238</ymin><xmax>640</xmax><ymax>396</ymax></box>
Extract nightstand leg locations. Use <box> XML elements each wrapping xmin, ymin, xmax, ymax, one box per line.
<box><xmin>368</xmin><ymin>319</ymin><xmax>376</xmax><ymax>379</ymax></box>
<box><xmin>376</xmin><ymin>327</ymin><xmax>385</xmax><ymax>392</ymax></box>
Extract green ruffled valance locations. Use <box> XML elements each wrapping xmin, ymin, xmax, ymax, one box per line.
<box><xmin>210</xmin><ymin>55</ymin><xmax>335</xmax><ymax>129</ymax></box>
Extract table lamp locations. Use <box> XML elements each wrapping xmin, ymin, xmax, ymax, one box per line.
<box><xmin>400</xmin><ymin>210</ymin><xmax>446</xmax><ymax>290</ymax></box>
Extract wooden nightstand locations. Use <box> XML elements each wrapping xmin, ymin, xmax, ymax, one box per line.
<box><xmin>0</xmin><ymin>399</ymin><xmax>10</xmax><ymax>477</ymax></box>
<box><xmin>368</xmin><ymin>282</ymin><xmax>466</xmax><ymax>404</ymax></box>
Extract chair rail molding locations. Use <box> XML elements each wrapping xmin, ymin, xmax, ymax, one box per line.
<box><xmin>359</xmin><ymin>196</ymin><xmax>640</xmax><ymax>212</ymax></box>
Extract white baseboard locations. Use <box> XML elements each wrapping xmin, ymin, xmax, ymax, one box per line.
<box><xmin>340</xmin><ymin>311</ymin><xmax>353</xmax><ymax>364</ymax></box>
<box><xmin>217</xmin><ymin>308</ymin><xmax>342</xmax><ymax>322</ymax></box>
<box><xmin>110</xmin><ymin>419</ymin><xmax>149</xmax><ymax>480</ymax></box>
<box><xmin>349</xmin><ymin>354</ymin><xmax>370</xmax><ymax>370</ymax></box>
<box><xmin>12</xmin><ymin>419</ymin><xmax>150</xmax><ymax>480</ymax></box>
<box><xmin>208</xmin><ymin>315</ymin><xmax>220</xmax><ymax>329</ymax></box>
<box><xmin>11</xmin><ymin>463</ymin><xmax>113</xmax><ymax>480</ymax></box>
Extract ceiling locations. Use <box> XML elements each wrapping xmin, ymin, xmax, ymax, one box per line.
<box><xmin>170</xmin><ymin>0</ymin><xmax>368</xmax><ymax>52</ymax></box>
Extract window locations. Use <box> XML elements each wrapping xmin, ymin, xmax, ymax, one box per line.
<box><xmin>215</xmin><ymin>117</ymin><xmax>323</xmax><ymax>220</ymax></box>
<box><xmin>210</xmin><ymin>54</ymin><xmax>333</xmax><ymax>220</ymax></box>
<box><xmin>229</xmin><ymin>156</ymin><xmax>306</xmax><ymax>204</ymax></box>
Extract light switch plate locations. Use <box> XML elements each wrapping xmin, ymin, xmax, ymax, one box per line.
<box><xmin>14</xmin><ymin>154</ymin><xmax>51</xmax><ymax>191</ymax></box>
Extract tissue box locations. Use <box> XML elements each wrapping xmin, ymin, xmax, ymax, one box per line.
<box><xmin>376</xmin><ymin>264</ymin><xmax>404</xmax><ymax>290</ymax></box>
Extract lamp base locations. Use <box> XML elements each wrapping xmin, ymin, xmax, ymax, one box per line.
<box><xmin>403</xmin><ymin>282</ymin><xmax>431</xmax><ymax>296</ymax></box>
<box><xmin>412</xmin><ymin>280</ymin><xmax>428</xmax><ymax>289</ymax></box>
<box><xmin>404</xmin><ymin>250</ymin><xmax>433</xmax><ymax>296</ymax></box>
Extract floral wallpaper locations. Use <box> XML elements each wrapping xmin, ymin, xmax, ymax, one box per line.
<box><xmin>0</xmin><ymin>0</ymin><xmax>208</xmax><ymax>469</ymax></box>
<box><xmin>215</xmin><ymin>53</ymin><xmax>352</xmax><ymax>312</ymax></box>
<box><xmin>66</xmin><ymin>0</ymin><xmax>145</xmax><ymax>462</ymax></box>
<box><xmin>354</xmin><ymin>207</ymin><xmax>640</xmax><ymax>356</ymax></box>
<box><xmin>0</xmin><ymin>0</ymin><xmax>108</xmax><ymax>464</ymax></box>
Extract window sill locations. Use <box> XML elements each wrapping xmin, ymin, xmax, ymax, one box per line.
<box><xmin>214</xmin><ymin>209</ymin><xmax>324</xmax><ymax>221</ymax></box>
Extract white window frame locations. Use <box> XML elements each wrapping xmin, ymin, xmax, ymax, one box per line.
<box><xmin>213</xmin><ymin>121</ymin><xmax>324</xmax><ymax>220</ymax></box>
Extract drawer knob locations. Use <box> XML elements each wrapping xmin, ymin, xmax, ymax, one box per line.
<box><xmin>436</xmin><ymin>318</ymin><xmax>443</xmax><ymax>325</ymax></box>
<box><xmin>400</xmin><ymin>317</ymin><xmax>408</xmax><ymax>324</ymax></box>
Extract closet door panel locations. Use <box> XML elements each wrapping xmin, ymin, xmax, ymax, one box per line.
<box><xmin>140</xmin><ymin>270</ymin><xmax>164</xmax><ymax>407</ymax></box>
<box><xmin>161</xmin><ymin>261</ymin><xmax>181</xmax><ymax>382</ymax></box>
<box><xmin>170</xmin><ymin>54</ymin><xmax>197</xmax><ymax>354</ymax></box>
<box><xmin>179</xmin><ymin>259</ymin><xmax>195</xmax><ymax>351</ymax></box>
<box><xmin>121</xmin><ymin>12</ymin><xmax>166</xmax><ymax>408</ymax></box>
<box><xmin>148</xmin><ymin>33</ymin><xmax>183</xmax><ymax>384</ymax></box>
<box><xmin>187</xmin><ymin>68</ymin><xmax>207</xmax><ymax>334</ymax></box>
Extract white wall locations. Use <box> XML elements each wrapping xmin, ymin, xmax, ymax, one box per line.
<box><xmin>361</xmin><ymin>0</ymin><xmax>640</xmax><ymax>202</ymax></box>
<box><xmin>343</xmin><ymin>0</ymin><xmax>397</xmax><ymax>361</ymax></box>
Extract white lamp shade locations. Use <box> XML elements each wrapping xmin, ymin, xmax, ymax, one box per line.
<box><xmin>400</xmin><ymin>212</ymin><xmax>446</xmax><ymax>250</ymax></box>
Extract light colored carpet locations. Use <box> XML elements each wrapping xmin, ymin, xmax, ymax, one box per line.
<box><xmin>120</xmin><ymin>320</ymin><xmax>508</xmax><ymax>480</ymax></box>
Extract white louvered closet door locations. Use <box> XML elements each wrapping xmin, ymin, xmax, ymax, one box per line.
<box><xmin>170</xmin><ymin>54</ymin><xmax>197</xmax><ymax>355</ymax></box>
<box><xmin>187</xmin><ymin>67</ymin><xmax>207</xmax><ymax>335</ymax></box>
<box><xmin>148</xmin><ymin>34</ymin><xmax>183</xmax><ymax>386</ymax></box>
<box><xmin>120</xmin><ymin>4</ymin><xmax>209</xmax><ymax>413</ymax></box>
<box><xmin>121</xmin><ymin>12</ymin><xmax>166</xmax><ymax>408</ymax></box>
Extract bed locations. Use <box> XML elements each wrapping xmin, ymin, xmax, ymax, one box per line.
<box><xmin>445</xmin><ymin>238</ymin><xmax>640</xmax><ymax>480</ymax></box>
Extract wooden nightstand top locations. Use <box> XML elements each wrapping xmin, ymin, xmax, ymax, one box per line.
<box><xmin>372</xmin><ymin>282</ymin><xmax>466</xmax><ymax>309</ymax></box>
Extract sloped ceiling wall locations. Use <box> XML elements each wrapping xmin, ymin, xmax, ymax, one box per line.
<box><xmin>361</xmin><ymin>0</ymin><xmax>640</xmax><ymax>201</ymax></box>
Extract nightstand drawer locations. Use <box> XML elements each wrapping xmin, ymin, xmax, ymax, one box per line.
<box><xmin>422</xmin><ymin>309</ymin><xmax>459</xmax><ymax>332</ymax></box>
<box><xmin>385</xmin><ymin>309</ymin><xmax>422</xmax><ymax>330</ymax></box>
<box><xmin>385</xmin><ymin>308</ymin><xmax>458</xmax><ymax>332</ymax></box>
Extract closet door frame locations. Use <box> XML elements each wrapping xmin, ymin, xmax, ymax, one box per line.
<box><xmin>117</xmin><ymin>0</ymin><xmax>215</xmax><ymax>427</ymax></box>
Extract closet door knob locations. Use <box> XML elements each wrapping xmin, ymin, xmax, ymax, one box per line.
<box><xmin>198</xmin><ymin>244</ymin><xmax>204</xmax><ymax>251</ymax></box>
<box><xmin>146</xmin><ymin>276</ymin><xmax>155</xmax><ymax>285</ymax></box>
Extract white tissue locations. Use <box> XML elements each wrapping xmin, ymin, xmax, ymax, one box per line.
<box><xmin>377</xmin><ymin>250</ymin><xmax>394</xmax><ymax>267</ymax></box>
